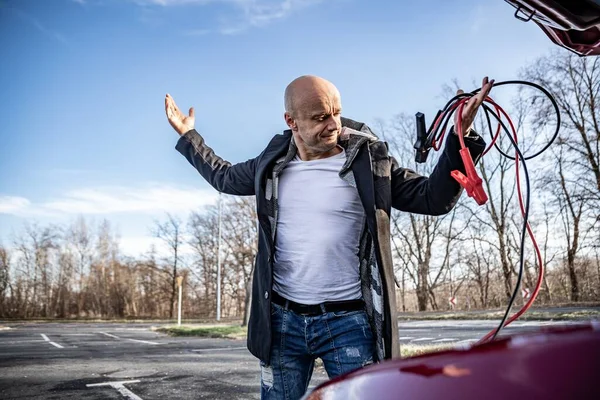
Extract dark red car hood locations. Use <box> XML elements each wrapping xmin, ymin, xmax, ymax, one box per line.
<box><xmin>504</xmin><ymin>0</ymin><xmax>600</xmax><ymax>56</ymax></box>
<box><xmin>304</xmin><ymin>323</ymin><xmax>600</xmax><ymax>400</ymax></box>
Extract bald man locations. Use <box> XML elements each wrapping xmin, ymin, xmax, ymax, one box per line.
<box><xmin>165</xmin><ymin>75</ymin><xmax>491</xmax><ymax>400</ymax></box>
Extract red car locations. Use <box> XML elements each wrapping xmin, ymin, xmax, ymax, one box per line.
<box><xmin>504</xmin><ymin>0</ymin><xmax>600</xmax><ymax>56</ymax></box>
<box><xmin>304</xmin><ymin>323</ymin><xmax>600</xmax><ymax>400</ymax></box>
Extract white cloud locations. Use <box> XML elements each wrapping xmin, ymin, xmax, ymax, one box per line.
<box><xmin>133</xmin><ymin>0</ymin><xmax>219</xmax><ymax>5</ymax></box>
<box><xmin>0</xmin><ymin>196</ymin><xmax>31</xmax><ymax>214</ymax></box>
<box><xmin>0</xmin><ymin>184</ymin><xmax>218</xmax><ymax>218</ymax></box>
<box><xmin>226</xmin><ymin>0</ymin><xmax>325</xmax><ymax>33</ymax></box>
<box><xmin>131</xmin><ymin>0</ymin><xmax>325</xmax><ymax>34</ymax></box>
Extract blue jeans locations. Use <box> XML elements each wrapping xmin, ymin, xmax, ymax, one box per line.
<box><xmin>260</xmin><ymin>302</ymin><xmax>375</xmax><ymax>400</ymax></box>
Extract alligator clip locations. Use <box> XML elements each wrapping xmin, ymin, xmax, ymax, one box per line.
<box><xmin>450</xmin><ymin>148</ymin><xmax>488</xmax><ymax>205</ymax></box>
<box><xmin>414</xmin><ymin>112</ymin><xmax>431</xmax><ymax>163</ymax></box>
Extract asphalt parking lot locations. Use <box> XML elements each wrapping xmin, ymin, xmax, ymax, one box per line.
<box><xmin>0</xmin><ymin>322</ymin><xmax>328</xmax><ymax>399</ymax></box>
<box><xmin>0</xmin><ymin>319</ymin><xmax>583</xmax><ymax>399</ymax></box>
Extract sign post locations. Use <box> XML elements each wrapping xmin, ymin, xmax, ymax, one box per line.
<box><xmin>177</xmin><ymin>276</ymin><xmax>184</xmax><ymax>326</ymax></box>
<box><xmin>448</xmin><ymin>296</ymin><xmax>457</xmax><ymax>309</ymax></box>
<box><xmin>217</xmin><ymin>193</ymin><xmax>222</xmax><ymax>321</ymax></box>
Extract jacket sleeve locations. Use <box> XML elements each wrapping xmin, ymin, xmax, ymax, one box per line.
<box><xmin>390</xmin><ymin>128</ymin><xmax>486</xmax><ymax>215</ymax></box>
<box><xmin>175</xmin><ymin>129</ymin><xmax>257</xmax><ymax>196</ymax></box>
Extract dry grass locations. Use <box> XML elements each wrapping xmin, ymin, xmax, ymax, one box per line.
<box><xmin>401</xmin><ymin>343</ymin><xmax>456</xmax><ymax>358</ymax></box>
<box><xmin>152</xmin><ymin>324</ymin><xmax>247</xmax><ymax>339</ymax></box>
<box><xmin>398</xmin><ymin>309</ymin><xmax>600</xmax><ymax>321</ymax></box>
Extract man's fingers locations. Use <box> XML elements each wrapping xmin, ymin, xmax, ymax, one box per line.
<box><xmin>189</xmin><ymin>107</ymin><xmax>195</xmax><ymax>118</ymax></box>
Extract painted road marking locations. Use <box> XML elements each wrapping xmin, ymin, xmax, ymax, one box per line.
<box><xmin>61</xmin><ymin>334</ymin><xmax>96</xmax><ymax>336</ymax></box>
<box><xmin>410</xmin><ymin>337</ymin><xmax>435</xmax><ymax>342</ymax></box>
<box><xmin>100</xmin><ymin>332</ymin><xmax>120</xmax><ymax>339</ymax></box>
<box><xmin>191</xmin><ymin>347</ymin><xmax>247</xmax><ymax>352</ymax></box>
<box><xmin>86</xmin><ymin>380</ymin><xmax>143</xmax><ymax>400</ymax></box>
<box><xmin>126</xmin><ymin>338</ymin><xmax>162</xmax><ymax>345</ymax></box>
<box><xmin>40</xmin><ymin>334</ymin><xmax>64</xmax><ymax>348</ymax></box>
<box><xmin>432</xmin><ymin>338</ymin><xmax>458</xmax><ymax>343</ymax></box>
<box><xmin>100</xmin><ymin>332</ymin><xmax>160</xmax><ymax>345</ymax></box>
<box><xmin>399</xmin><ymin>337</ymin><xmax>415</xmax><ymax>340</ymax></box>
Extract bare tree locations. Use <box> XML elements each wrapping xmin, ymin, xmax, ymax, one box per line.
<box><xmin>0</xmin><ymin>245</ymin><xmax>11</xmax><ymax>317</ymax></box>
<box><xmin>154</xmin><ymin>213</ymin><xmax>185</xmax><ymax>319</ymax></box>
<box><xmin>523</xmin><ymin>52</ymin><xmax>600</xmax><ymax>203</ymax></box>
<box><xmin>220</xmin><ymin>197</ymin><xmax>258</xmax><ymax>325</ymax></box>
<box><xmin>523</xmin><ymin>51</ymin><xmax>600</xmax><ymax>302</ymax></box>
<box><xmin>67</xmin><ymin>217</ymin><xmax>94</xmax><ymax>317</ymax></box>
<box><xmin>381</xmin><ymin>114</ymin><xmax>458</xmax><ymax>311</ymax></box>
<box><xmin>188</xmin><ymin>207</ymin><xmax>219</xmax><ymax>317</ymax></box>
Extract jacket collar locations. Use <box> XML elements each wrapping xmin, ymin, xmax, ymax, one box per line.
<box><xmin>273</xmin><ymin>117</ymin><xmax>378</xmax><ymax>174</ymax></box>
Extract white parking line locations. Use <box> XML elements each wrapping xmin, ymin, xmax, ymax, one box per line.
<box><xmin>410</xmin><ymin>337</ymin><xmax>435</xmax><ymax>342</ymax></box>
<box><xmin>431</xmin><ymin>338</ymin><xmax>458</xmax><ymax>343</ymax></box>
<box><xmin>86</xmin><ymin>380</ymin><xmax>143</xmax><ymax>400</ymax></box>
<box><xmin>100</xmin><ymin>332</ymin><xmax>119</xmax><ymax>339</ymax></box>
<box><xmin>191</xmin><ymin>347</ymin><xmax>247</xmax><ymax>352</ymax></box>
<box><xmin>126</xmin><ymin>338</ymin><xmax>162</xmax><ymax>345</ymax></box>
<box><xmin>40</xmin><ymin>334</ymin><xmax>64</xmax><ymax>348</ymax></box>
<box><xmin>61</xmin><ymin>334</ymin><xmax>96</xmax><ymax>336</ymax></box>
<box><xmin>399</xmin><ymin>337</ymin><xmax>415</xmax><ymax>340</ymax></box>
<box><xmin>100</xmin><ymin>332</ymin><xmax>161</xmax><ymax>345</ymax></box>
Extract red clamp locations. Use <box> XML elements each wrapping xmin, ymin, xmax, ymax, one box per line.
<box><xmin>451</xmin><ymin>148</ymin><xmax>488</xmax><ymax>205</ymax></box>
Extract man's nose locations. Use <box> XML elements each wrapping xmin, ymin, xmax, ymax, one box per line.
<box><xmin>327</xmin><ymin>116</ymin><xmax>340</xmax><ymax>131</ymax></box>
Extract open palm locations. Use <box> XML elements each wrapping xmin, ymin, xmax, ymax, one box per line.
<box><xmin>165</xmin><ymin>93</ymin><xmax>195</xmax><ymax>136</ymax></box>
<box><xmin>454</xmin><ymin>77</ymin><xmax>494</xmax><ymax>135</ymax></box>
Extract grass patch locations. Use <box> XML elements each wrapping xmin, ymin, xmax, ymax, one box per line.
<box><xmin>153</xmin><ymin>324</ymin><xmax>247</xmax><ymax>339</ymax></box>
<box><xmin>401</xmin><ymin>343</ymin><xmax>455</xmax><ymax>358</ymax></box>
<box><xmin>550</xmin><ymin>310</ymin><xmax>600</xmax><ymax>320</ymax></box>
<box><xmin>398</xmin><ymin>309</ymin><xmax>600</xmax><ymax>321</ymax></box>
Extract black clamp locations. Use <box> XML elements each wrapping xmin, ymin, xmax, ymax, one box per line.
<box><xmin>413</xmin><ymin>111</ymin><xmax>437</xmax><ymax>163</ymax></box>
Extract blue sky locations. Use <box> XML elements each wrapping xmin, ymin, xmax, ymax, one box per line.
<box><xmin>0</xmin><ymin>0</ymin><xmax>557</xmax><ymax>256</ymax></box>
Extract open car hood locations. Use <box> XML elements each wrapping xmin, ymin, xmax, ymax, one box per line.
<box><xmin>504</xmin><ymin>0</ymin><xmax>600</xmax><ymax>56</ymax></box>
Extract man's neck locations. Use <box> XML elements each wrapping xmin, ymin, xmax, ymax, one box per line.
<box><xmin>296</xmin><ymin>145</ymin><xmax>343</xmax><ymax>161</ymax></box>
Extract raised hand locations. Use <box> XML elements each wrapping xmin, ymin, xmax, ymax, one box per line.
<box><xmin>454</xmin><ymin>76</ymin><xmax>494</xmax><ymax>135</ymax></box>
<box><xmin>165</xmin><ymin>93</ymin><xmax>195</xmax><ymax>136</ymax></box>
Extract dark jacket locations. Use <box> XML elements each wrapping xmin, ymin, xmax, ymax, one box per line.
<box><xmin>176</xmin><ymin>117</ymin><xmax>485</xmax><ymax>364</ymax></box>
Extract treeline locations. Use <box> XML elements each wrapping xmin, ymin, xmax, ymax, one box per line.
<box><xmin>0</xmin><ymin>51</ymin><xmax>598</xmax><ymax>320</ymax></box>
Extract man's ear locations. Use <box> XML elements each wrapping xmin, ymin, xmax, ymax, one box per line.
<box><xmin>284</xmin><ymin>112</ymin><xmax>297</xmax><ymax>131</ymax></box>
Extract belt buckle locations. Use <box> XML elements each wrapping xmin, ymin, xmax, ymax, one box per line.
<box><xmin>296</xmin><ymin>303</ymin><xmax>324</xmax><ymax>316</ymax></box>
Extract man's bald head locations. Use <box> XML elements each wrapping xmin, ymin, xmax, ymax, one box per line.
<box><xmin>283</xmin><ymin>75</ymin><xmax>343</xmax><ymax>160</ymax></box>
<box><xmin>284</xmin><ymin>75</ymin><xmax>340</xmax><ymax>118</ymax></box>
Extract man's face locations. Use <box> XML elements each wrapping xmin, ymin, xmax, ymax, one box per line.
<box><xmin>286</xmin><ymin>86</ymin><xmax>342</xmax><ymax>154</ymax></box>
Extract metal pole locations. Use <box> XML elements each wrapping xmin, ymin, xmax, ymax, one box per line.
<box><xmin>177</xmin><ymin>276</ymin><xmax>183</xmax><ymax>326</ymax></box>
<box><xmin>217</xmin><ymin>192</ymin><xmax>222</xmax><ymax>321</ymax></box>
<box><xmin>178</xmin><ymin>284</ymin><xmax>182</xmax><ymax>326</ymax></box>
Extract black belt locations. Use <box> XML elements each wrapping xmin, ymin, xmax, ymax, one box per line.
<box><xmin>271</xmin><ymin>291</ymin><xmax>365</xmax><ymax>316</ymax></box>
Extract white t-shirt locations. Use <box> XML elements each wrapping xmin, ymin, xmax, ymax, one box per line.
<box><xmin>272</xmin><ymin>148</ymin><xmax>365</xmax><ymax>304</ymax></box>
